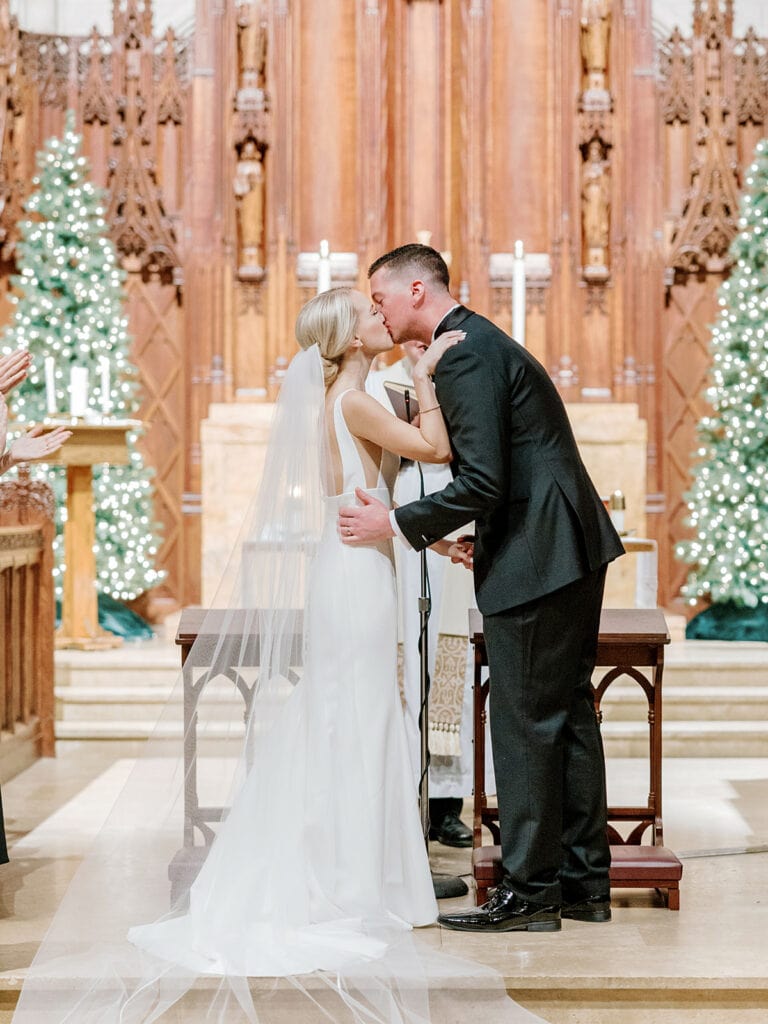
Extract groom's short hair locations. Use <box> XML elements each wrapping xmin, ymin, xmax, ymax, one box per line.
<box><xmin>368</xmin><ymin>244</ymin><xmax>450</xmax><ymax>289</ymax></box>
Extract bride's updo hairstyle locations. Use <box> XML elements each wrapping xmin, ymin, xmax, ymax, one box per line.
<box><xmin>295</xmin><ymin>287</ymin><xmax>358</xmax><ymax>386</ymax></box>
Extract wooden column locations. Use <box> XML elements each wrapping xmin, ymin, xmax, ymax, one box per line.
<box><xmin>184</xmin><ymin>0</ymin><xmax>231</xmax><ymax>603</ymax></box>
<box><xmin>456</xmin><ymin>0</ymin><xmax>491</xmax><ymax>314</ymax></box>
<box><xmin>296</xmin><ymin>0</ymin><xmax>358</xmax><ymax>251</ymax></box>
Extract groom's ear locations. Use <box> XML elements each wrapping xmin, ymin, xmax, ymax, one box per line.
<box><xmin>410</xmin><ymin>279</ymin><xmax>425</xmax><ymax>305</ymax></box>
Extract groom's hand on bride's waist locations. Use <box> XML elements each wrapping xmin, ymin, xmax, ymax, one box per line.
<box><xmin>339</xmin><ymin>488</ymin><xmax>395</xmax><ymax>545</ymax></box>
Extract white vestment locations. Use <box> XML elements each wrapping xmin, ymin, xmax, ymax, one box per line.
<box><xmin>367</xmin><ymin>359</ymin><xmax>474</xmax><ymax>799</ymax></box>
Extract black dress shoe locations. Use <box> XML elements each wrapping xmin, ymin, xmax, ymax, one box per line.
<box><xmin>438</xmin><ymin>885</ymin><xmax>561</xmax><ymax>933</ymax></box>
<box><xmin>429</xmin><ymin>812</ymin><xmax>473</xmax><ymax>848</ymax></box>
<box><xmin>561</xmin><ymin>893</ymin><xmax>611</xmax><ymax>922</ymax></box>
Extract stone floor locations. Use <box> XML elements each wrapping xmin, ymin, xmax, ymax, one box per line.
<box><xmin>1</xmin><ymin>743</ymin><xmax>767</xmax><ymax>1021</ymax></box>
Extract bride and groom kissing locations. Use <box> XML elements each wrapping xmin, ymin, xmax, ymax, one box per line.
<box><xmin>14</xmin><ymin>243</ymin><xmax>624</xmax><ymax>1024</ymax></box>
<box><xmin>128</xmin><ymin>241</ymin><xmax>623</xmax><ymax>969</ymax></box>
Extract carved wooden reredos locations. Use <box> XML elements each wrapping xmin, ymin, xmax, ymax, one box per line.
<box><xmin>0</xmin><ymin>0</ymin><xmax>766</xmax><ymax>609</ymax></box>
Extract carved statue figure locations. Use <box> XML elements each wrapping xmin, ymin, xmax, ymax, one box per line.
<box><xmin>581</xmin><ymin>138</ymin><xmax>610</xmax><ymax>267</ymax></box>
<box><xmin>580</xmin><ymin>0</ymin><xmax>611</xmax><ymax>93</ymax></box>
<box><xmin>234</xmin><ymin>139</ymin><xmax>265</xmax><ymax>271</ymax></box>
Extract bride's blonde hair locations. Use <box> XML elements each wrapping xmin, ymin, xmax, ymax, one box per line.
<box><xmin>295</xmin><ymin>288</ymin><xmax>358</xmax><ymax>387</ymax></box>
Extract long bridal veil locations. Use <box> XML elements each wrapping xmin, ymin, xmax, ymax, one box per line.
<box><xmin>12</xmin><ymin>342</ymin><xmax>545</xmax><ymax>1024</ymax></box>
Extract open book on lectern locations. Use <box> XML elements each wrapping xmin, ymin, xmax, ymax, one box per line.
<box><xmin>384</xmin><ymin>381</ymin><xmax>420</xmax><ymax>423</ymax></box>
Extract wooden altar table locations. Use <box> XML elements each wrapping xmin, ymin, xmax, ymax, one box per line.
<box><xmin>469</xmin><ymin>607</ymin><xmax>683</xmax><ymax>909</ymax></box>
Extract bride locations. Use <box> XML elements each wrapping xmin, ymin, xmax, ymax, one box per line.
<box><xmin>12</xmin><ymin>290</ymin><xmax>546</xmax><ymax>1023</ymax></box>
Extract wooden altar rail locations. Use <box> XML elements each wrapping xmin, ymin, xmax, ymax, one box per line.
<box><xmin>0</xmin><ymin>474</ymin><xmax>56</xmax><ymax>784</ymax></box>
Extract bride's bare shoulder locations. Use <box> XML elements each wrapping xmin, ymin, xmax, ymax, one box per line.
<box><xmin>338</xmin><ymin>389</ymin><xmax>383</xmax><ymax>418</ymax></box>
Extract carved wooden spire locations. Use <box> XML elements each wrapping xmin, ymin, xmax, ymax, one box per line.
<box><xmin>667</xmin><ymin>0</ymin><xmax>741</xmax><ymax>275</ymax></box>
<box><xmin>81</xmin><ymin>26</ymin><xmax>113</xmax><ymax>125</ymax></box>
<box><xmin>156</xmin><ymin>27</ymin><xmax>184</xmax><ymax>126</ymax></box>
<box><xmin>693</xmin><ymin>0</ymin><xmax>734</xmax><ymax>43</ymax></box>
<box><xmin>107</xmin><ymin>0</ymin><xmax>181</xmax><ymax>282</ymax></box>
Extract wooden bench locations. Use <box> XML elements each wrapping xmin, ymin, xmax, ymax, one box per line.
<box><xmin>470</xmin><ymin>607</ymin><xmax>683</xmax><ymax>910</ymax></box>
<box><xmin>0</xmin><ymin>467</ymin><xmax>56</xmax><ymax>784</ymax></box>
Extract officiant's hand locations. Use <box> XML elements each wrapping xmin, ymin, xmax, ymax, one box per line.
<box><xmin>339</xmin><ymin>488</ymin><xmax>395</xmax><ymax>545</ymax></box>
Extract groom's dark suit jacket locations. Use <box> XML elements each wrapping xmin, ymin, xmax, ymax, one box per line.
<box><xmin>394</xmin><ymin>306</ymin><xmax>624</xmax><ymax>616</ymax></box>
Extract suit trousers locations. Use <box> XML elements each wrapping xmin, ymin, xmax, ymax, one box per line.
<box><xmin>482</xmin><ymin>565</ymin><xmax>610</xmax><ymax>905</ymax></box>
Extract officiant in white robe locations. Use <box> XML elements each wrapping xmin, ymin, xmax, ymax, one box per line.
<box><xmin>367</xmin><ymin>342</ymin><xmax>475</xmax><ymax>847</ymax></box>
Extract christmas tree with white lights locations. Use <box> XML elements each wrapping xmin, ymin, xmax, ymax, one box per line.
<box><xmin>677</xmin><ymin>139</ymin><xmax>768</xmax><ymax>611</ymax></box>
<box><xmin>1</xmin><ymin>111</ymin><xmax>164</xmax><ymax>603</ymax></box>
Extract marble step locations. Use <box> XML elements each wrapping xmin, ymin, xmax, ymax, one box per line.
<box><xmin>55</xmin><ymin>641</ymin><xmax>180</xmax><ymax>689</ymax></box>
<box><xmin>596</xmin><ymin>683</ymin><xmax>768</xmax><ymax>721</ymax></box>
<box><xmin>662</xmin><ymin>640</ymin><xmax>768</xmax><ymax>687</ymax></box>
<box><xmin>54</xmin><ymin>685</ymin><xmax>250</xmax><ymax>722</ymax></box>
<box><xmin>54</xmin><ymin>681</ymin><xmax>768</xmax><ymax>724</ymax></box>
<box><xmin>54</xmin><ymin>713</ymin><xmax>768</xmax><ymax>758</ymax></box>
<box><xmin>601</xmin><ymin>720</ymin><xmax>768</xmax><ymax>758</ymax></box>
<box><xmin>55</xmin><ymin>719</ymin><xmax>245</xmax><ymax>741</ymax></box>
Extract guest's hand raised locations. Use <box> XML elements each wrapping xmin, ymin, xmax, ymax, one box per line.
<box><xmin>413</xmin><ymin>330</ymin><xmax>465</xmax><ymax>379</ymax></box>
<box><xmin>0</xmin><ymin>349</ymin><xmax>32</xmax><ymax>395</ymax></box>
<box><xmin>9</xmin><ymin>423</ymin><xmax>73</xmax><ymax>464</ymax></box>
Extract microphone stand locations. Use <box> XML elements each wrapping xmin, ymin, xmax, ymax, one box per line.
<box><xmin>404</xmin><ymin>388</ymin><xmax>467</xmax><ymax>900</ymax></box>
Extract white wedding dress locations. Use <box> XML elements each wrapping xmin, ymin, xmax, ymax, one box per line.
<box><xmin>128</xmin><ymin>389</ymin><xmax>438</xmax><ymax>976</ymax></box>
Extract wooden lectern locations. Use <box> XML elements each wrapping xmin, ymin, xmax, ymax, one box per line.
<box><xmin>35</xmin><ymin>420</ymin><xmax>141</xmax><ymax>650</ymax></box>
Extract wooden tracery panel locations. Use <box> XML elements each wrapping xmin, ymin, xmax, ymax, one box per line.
<box><xmin>660</xmin><ymin>280</ymin><xmax>719</xmax><ymax>604</ymax></box>
<box><xmin>657</xmin><ymin>0</ymin><xmax>768</xmax><ymax>608</ymax></box>
<box><xmin>123</xmin><ymin>278</ymin><xmax>186</xmax><ymax>603</ymax></box>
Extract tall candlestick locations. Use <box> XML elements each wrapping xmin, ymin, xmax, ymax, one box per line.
<box><xmin>44</xmin><ymin>356</ymin><xmax>57</xmax><ymax>415</ymax></box>
<box><xmin>317</xmin><ymin>239</ymin><xmax>332</xmax><ymax>294</ymax></box>
<box><xmin>99</xmin><ymin>356</ymin><xmax>111</xmax><ymax>415</ymax></box>
<box><xmin>512</xmin><ymin>239</ymin><xmax>526</xmax><ymax>348</ymax></box>
<box><xmin>70</xmin><ymin>366</ymin><xmax>89</xmax><ymax>418</ymax></box>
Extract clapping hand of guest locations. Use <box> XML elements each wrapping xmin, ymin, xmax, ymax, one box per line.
<box><xmin>0</xmin><ymin>349</ymin><xmax>32</xmax><ymax>395</ymax></box>
<box><xmin>8</xmin><ymin>423</ymin><xmax>72</xmax><ymax>466</ymax></box>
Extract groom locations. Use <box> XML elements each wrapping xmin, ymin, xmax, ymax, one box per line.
<box><xmin>339</xmin><ymin>244</ymin><xmax>624</xmax><ymax>932</ymax></box>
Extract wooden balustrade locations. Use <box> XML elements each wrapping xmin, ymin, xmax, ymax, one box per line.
<box><xmin>0</xmin><ymin>467</ymin><xmax>56</xmax><ymax>783</ymax></box>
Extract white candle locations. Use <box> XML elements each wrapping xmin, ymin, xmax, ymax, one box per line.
<box><xmin>317</xmin><ymin>239</ymin><xmax>332</xmax><ymax>294</ymax></box>
<box><xmin>512</xmin><ymin>239</ymin><xmax>526</xmax><ymax>348</ymax></box>
<box><xmin>70</xmin><ymin>366</ymin><xmax>89</xmax><ymax>418</ymax></box>
<box><xmin>99</xmin><ymin>356</ymin><xmax>111</xmax><ymax>415</ymax></box>
<box><xmin>44</xmin><ymin>356</ymin><xmax>57</xmax><ymax>415</ymax></box>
